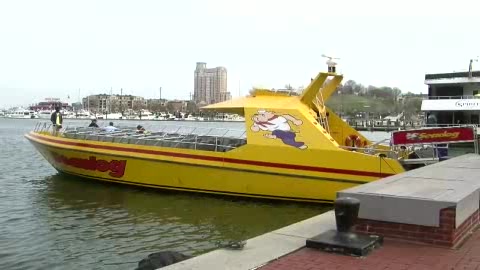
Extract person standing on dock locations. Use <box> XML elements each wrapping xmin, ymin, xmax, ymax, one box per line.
<box><xmin>50</xmin><ymin>107</ymin><xmax>63</xmax><ymax>135</ymax></box>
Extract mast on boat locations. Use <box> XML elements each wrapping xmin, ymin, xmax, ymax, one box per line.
<box><xmin>322</xmin><ymin>54</ymin><xmax>340</xmax><ymax>73</ymax></box>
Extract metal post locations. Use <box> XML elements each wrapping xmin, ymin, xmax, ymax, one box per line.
<box><xmin>334</xmin><ymin>197</ymin><xmax>360</xmax><ymax>232</ymax></box>
<box><xmin>306</xmin><ymin>196</ymin><xmax>382</xmax><ymax>256</ymax></box>
<box><xmin>474</xmin><ymin>126</ymin><xmax>479</xmax><ymax>154</ymax></box>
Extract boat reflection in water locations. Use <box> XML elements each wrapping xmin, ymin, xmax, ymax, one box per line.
<box><xmin>36</xmin><ymin>173</ymin><xmax>325</xmax><ymax>269</ymax></box>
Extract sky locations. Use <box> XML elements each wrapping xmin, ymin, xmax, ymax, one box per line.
<box><xmin>0</xmin><ymin>0</ymin><xmax>479</xmax><ymax>108</ymax></box>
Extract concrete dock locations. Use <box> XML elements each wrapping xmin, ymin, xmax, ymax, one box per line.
<box><xmin>339</xmin><ymin>153</ymin><xmax>480</xmax><ymax>248</ymax></box>
<box><xmin>162</xmin><ymin>211</ymin><xmax>337</xmax><ymax>270</ymax></box>
<box><xmin>160</xmin><ymin>154</ymin><xmax>480</xmax><ymax>270</ymax></box>
<box><xmin>259</xmin><ymin>230</ymin><xmax>480</xmax><ymax>270</ymax></box>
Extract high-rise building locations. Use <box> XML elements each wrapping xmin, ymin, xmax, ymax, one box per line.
<box><xmin>194</xmin><ymin>62</ymin><xmax>231</xmax><ymax>105</ymax></box>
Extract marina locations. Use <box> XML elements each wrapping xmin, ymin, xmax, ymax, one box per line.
<box><xmin>9</xmin><ymin>65</ymin><xmax>480</xmax><ymax>269</ymax></box>
<box><xmin>25</xmin><ymin>66</ymin><xmax>480</xmax><ymax>206</ymax></box>
<box><xmin>1</xmin><ymin>2</ymin><xmax>478</xmax><ymax>269</ymax></box>
<box><xmin>9</xmin><ymin>119</ymin><xmax>474</xmax><ymax>269</ymax></box>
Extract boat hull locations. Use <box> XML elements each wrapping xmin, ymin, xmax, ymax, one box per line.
<box><xmin>25</xmin><ymin>132</ymin><xmax>401</xmax><ymax>203</ymax></box>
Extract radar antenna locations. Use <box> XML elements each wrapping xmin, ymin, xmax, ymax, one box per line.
<box><xmin>321</xmin><ymin>54</ymin><xmax>340</xmax><ymax>73</ymax></box>
<box><xmin>469</xmin><ymin>57</ymin><xmax>479</xmax><ymax>78</ymax></box>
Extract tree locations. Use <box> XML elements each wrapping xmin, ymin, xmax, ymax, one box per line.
<box><xmin>296</xmin><ymin>86</ymin><xmax>305</xmax><ymax>95</ymax></box>
<box><xmin>341</xmin><ymin>80</ymin><xmax>356</xmax><ymax>95</ymax></box>
<box><xmin>147</xmin><ymin>102</ymin><xmax>165</xmax><ymax>113</ymax></box>
<box><xmin>186</xmin><ymin>101</ymin><xmax>197</xmax><ymax>113</ymax></box>
<box><xmin>392</xmin><ymin>87</ymin><xmax>402</xmax><ymax>102</ymax></box>
<box><xmin>402</xmin><ymin>97</ymin><xmax>422</xmax><ymax>121</ymax></box>
<box><xmin>353</xmin><ymin>83</ymin><xmax>366</xmax><ymax>95</ymax></box>
<box><xmin>89</xmin><ymin>98</ymin><xmax>100</xmax><ymax>114</ymax></box>
<box><xmin>132</xmin><ymin>100</ymin><xmax>145</xmax><ymax>110</ymax></box>
<box><xmin>366</xmin><ymin>85</ymin><xmax>376</xmax><ymax>96</ymax></box>
<box><xmin>166</xmin><ymin>102</ymin><xmax>175</xmax><ymax>112</ymax></box>
<box><xmin>109</xmin><ymin>98</ymin><xmax>120</xmax><ymax>113</ymax></box>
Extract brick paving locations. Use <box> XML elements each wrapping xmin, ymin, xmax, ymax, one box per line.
<box><xmin>259</xmin><ymin>229</ymin><xmax>480</xmax><ymax>270</ymax></box>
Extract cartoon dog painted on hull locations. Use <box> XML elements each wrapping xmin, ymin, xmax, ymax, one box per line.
<box><xmin>251</xmin><ymin>110</ymin><xmax>307</xmax><ymax>149</ymax></box>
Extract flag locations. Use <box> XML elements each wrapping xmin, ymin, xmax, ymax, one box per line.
<box><xmin>469</xmin><ymin>60</ymin><xmax>473</xmax><ymax>78</ymax></box>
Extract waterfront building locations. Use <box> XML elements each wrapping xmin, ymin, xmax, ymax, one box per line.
<box><xmin>29</xmin><ymin>98</ymin><xmax>71</xmax><ymax>111</ymax></box>
<box><xmin>82</xmin><ymin>94</ymin><xmax>145</xmax><ymax>113</ymax></box>
<box><xmin>166</xmin><ymin>100</ymin><xmax>189</xmax><ymax>112</ymax></box>
<box><xmin>422</xmin><ymin>70</ymin><xmax>480</xmax><ymax>125</ymax></box>
<box><xmin>194</xmin><ymin>62</ymin><xmax>231</xmax><ymax>105</ymax></box>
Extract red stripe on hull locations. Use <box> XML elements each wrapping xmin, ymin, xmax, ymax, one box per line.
<box><xmin>27</xmin><ymin>133</ymin><xmax>394</xmax><ymax>178</ymax></box>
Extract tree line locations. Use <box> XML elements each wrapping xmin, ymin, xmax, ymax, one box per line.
<box><xmin>329</xmin><ymin>79</ymin><xmax>424</xmax><ymax>119</ymax></box>
<box><xmin>251</xmin><ymin>79</ymin><xmax>425</xmax><ymax>120</ymax></box>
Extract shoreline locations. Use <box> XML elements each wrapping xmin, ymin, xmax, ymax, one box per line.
<box><xmin>0</xmin><ymin>117</ymin><xmax>246</xmax><ymax>123</ymax></box>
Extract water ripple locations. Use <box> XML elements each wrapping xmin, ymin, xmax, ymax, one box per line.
<box><xmin>0</xmin><ymin>119</ymin><xmax>328</xmax><ymax>270</ymax></box>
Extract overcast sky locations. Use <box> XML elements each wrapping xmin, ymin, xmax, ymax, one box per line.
<box><xmin>0</xmin><ymin>0</ymin><xmax>478</xmax><ymax>108</ymax></box>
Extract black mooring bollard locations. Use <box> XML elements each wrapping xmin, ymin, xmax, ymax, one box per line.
<box><xmin>306</xmin><ymin>196</ymin><xmax>382</xmax><ymax>256</ymax></box>
<box><xmin>334</xmin><ymin>197</ymin><xmax>360</xmax><ymax>233</ymax></box>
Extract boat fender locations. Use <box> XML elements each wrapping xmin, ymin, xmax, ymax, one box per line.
<box><xmin>135</xmin><ymin>251</ymin><xmax>191</xmax><ymax>270</ymax></box>
<box><xmin>345</xmin><ymin>135</ymin><xmax>363</xmax><ymax>149</ymax></box>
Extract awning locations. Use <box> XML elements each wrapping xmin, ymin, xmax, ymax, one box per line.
<box><xmin>421</xmin><ymin>99</ymin><xmax>480</xmax><ymax>111</ymax></box>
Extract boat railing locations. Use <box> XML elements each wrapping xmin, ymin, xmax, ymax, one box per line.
<box><xmin>340</xmin><ymin>145</ymin><xmax>399</xmax><ymax>159</ymax></box>
<box><xmin>313</xmin><ymin>92</ymin><xmax>330</xmax><ymax>134</ymax></box>
<box><xmin>390</xmin><ymin>143</ymin><xmax>449</xmax><ymax>166</ymax></box>
<box><xmin>425</xmin><ymin>95</ymin><xmax>480</xmax><ymax>100</ymax></box>
<box><xmin>34</xmin><ymin>122</ymin><xmax>53</xmax><ymax>133</ymax></box>
<box><xmin>33</xmin><ymin>122</ymin><xmax>247</xmax><ymax>153</ymax></box>
<box><xmin>423</xmin><ymin>123</ymin><xmax>480</xmax><ymax>128</ymax></box>
<box><xmin>340</xmin><ymin>143</ymin><xmax>448</xmax><ymax>165</ymax></box>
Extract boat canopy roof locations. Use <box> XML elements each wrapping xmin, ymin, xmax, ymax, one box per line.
<box><xmin>201</xmin><ymin>72</ymin><xmax>343</xmax><ymax>115</ymax></box>
<box><xmin>201</xmin><ymin>94</ymin><xmax>300</xmax><ymax>115</ymax></box>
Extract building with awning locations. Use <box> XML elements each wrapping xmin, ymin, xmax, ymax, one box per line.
<box><xmin>422</xmin><ymin>70</ymin><xmax>480</xmax><ymax>125</ymax></box>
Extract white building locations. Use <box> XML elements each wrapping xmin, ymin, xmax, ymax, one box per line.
<box><xmin>422</xmin><ymin>70</ymin><xmax>480</xmax><ymax>125</ymax></box>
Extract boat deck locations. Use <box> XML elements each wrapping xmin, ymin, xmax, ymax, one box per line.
<box><xmin>36</xmin><ymin>123</ymin><xmax>247</xmax><ymax>152</ymax></box>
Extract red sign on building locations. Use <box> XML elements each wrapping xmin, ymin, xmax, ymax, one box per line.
<box><xmin>391</xmin><ymin>127</ymin><xmax>476</xmax><ymax>145</ymax></box>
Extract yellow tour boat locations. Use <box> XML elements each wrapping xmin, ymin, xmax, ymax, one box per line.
<box><xmin>25</xmin><ymin>70</ymin><xmax>409</xmax><ymax>203</ymax></box>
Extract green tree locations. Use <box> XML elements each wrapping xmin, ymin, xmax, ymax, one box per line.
<box><xmin>402</xmin><ymin>97</ymin><xmax>422</xmax><ymax>121</ymax></box>
<box><xmin>341</xmin><ymin>80</ymin><xmax>356</xmax><ymax>95</ymax></box>
<box><xmin>392</xmin><ymin>87</ymin><xmax>402</xmax><ymax>101</ymax></box>
<box><xmin>353</xmin><ymin>83</ymin><xmax>366</xmax><ymax>95</ymax></box>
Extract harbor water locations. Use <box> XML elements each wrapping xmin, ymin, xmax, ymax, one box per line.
<box><xmin>0</xmin><ymin>119</ymin><xmax>389</xmax><ymax>270</ymax></box>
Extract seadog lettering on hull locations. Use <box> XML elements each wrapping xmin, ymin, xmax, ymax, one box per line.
<box><xmin>51</xmin><ymin>152</ymin><xmax>127</xmax><ymax>177</ymax></box>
